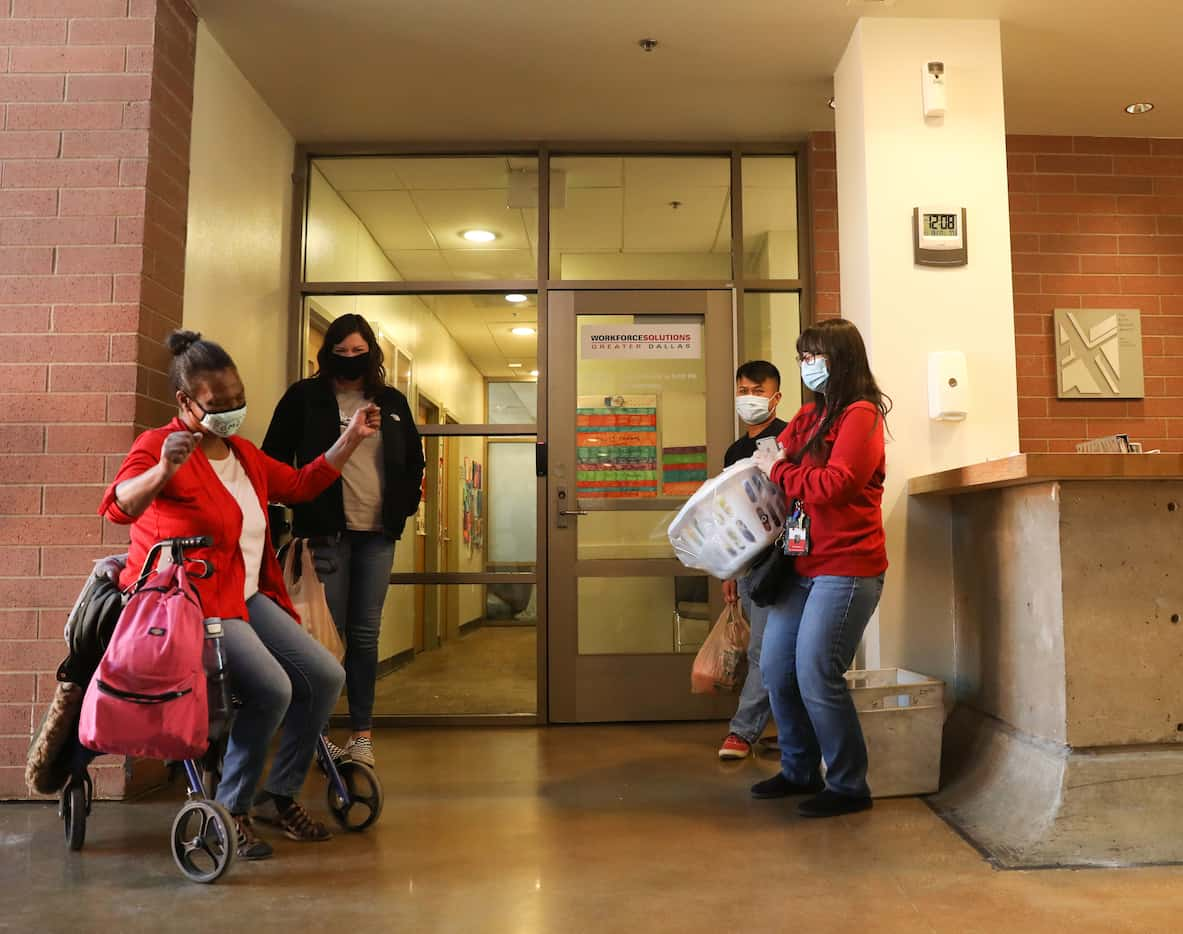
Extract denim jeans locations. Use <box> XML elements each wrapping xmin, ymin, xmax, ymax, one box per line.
<box><xmin>312</xmin><ymin>531</ymin><xmax>396</xmax><ymax>732</ymax></box>
<box><xmin>215</xmin><ymin>593</ymin><xmax>345</xmax><ymax>814</ymax></box>
<box><xmin>728</xmin><ymin>575</ymin><xmax>773</xmax><ymax>744</ymax></box>
<box><xmin>761</xmin><ymin>574</ymin><xmax>885</xmax><ymax>798</ymax></box>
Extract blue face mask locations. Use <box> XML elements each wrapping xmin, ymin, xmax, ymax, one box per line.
<box><xmin>801</xmin><ymin>358</ymin><xmax>829</xmax><ymax>393</ymax></box>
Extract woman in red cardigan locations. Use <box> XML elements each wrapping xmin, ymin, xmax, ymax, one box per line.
<box><xmin>101</xmin><ymin>330</ymin><xmax>377</xmax><ymax>860</ymax></box>
<box><xmin>750</xmin><ymin>318</ymin><xmax>890</xmax><ymax>819</ymax></box>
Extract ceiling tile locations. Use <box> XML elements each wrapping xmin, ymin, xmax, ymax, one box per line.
<box><xmin>413</xmin><ymin>189</ymin><xmax>531</xmax><ymax>250</ymax></box>
<box><xmin>551</xmin><ymin>157</ymin><xmax>624</xmax><ymax>189</ymax></box>
<box><xmin>341</xmin><ymin>189</ymin><xmax>437</xmax><ymax>250</ymax></box>
<box><xmin>392</xmin><ymin>157</ymin><xmax>517</xmax><ymax>190</ymax></box>
<box><xmin>624</xmin><ymin>157</ymin><xmax>729</xmax><ymax>189</ymax></box>
<box><xmin>316</xmin><ymin>157</ymin><xmax>405</xmax><ymax>191</ymax></box>
<box><xmin>443</xmin><ymin>249</ymin><xmax>537</xmax><ymax>280</ymax></box>
<box><xmin>550</xmin><ymin>188</ymin><xmax>622</xmax><ymax>251</ymax></box>
<box><xmin>384</xmin><ymin>250</ymin><xmax>453</xmax><ymax>280</ymax></box>
<box><xmin>623</xmin><ymin>186</ymin><xmax>728</xmax><ymax>252</ymax></box>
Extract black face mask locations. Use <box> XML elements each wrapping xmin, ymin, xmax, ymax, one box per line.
<box><xmin>330</xmin><ymin>351</ymin><xmax>369</xmax><ymax>381</ymax></box>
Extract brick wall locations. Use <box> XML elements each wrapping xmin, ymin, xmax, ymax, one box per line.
<box><xmin>1008</xmin><ymin>135</ymin><xmax>1183</xmax><ymax>453</ymax></box>
<box><xmin>806</xmin><ymin>130</ymin><xmax>840</xmax><ymax>321</ymax></box>
<box><xmin>0</xmin><ymin>0</ymin><xmax>196</xmax><ymax>799</ymax></box>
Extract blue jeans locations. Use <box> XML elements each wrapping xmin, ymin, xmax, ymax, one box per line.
<box><xmin>312</xmin><ymin>531</ymin><xmax>396</xmax><ymax>732</ymax></box>
<box><xmin>216</xmin><ymin>593</ymin><xmax>345</xmax><ymax>814</ymax></box>
<box><xmin>728</xmin><ymin>575</ymin><xmax>773</xmax><ymax>744</ymax></box>
<box><xmin>761</xmin><ymin>574</ymin><xmax>885</xmax><ymax>798</ymax></box>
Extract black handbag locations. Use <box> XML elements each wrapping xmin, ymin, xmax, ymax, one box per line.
<box><xmin>747</xmin><ymin>532</ymin><xmax>795</xmax><ymax>607</ymax></box>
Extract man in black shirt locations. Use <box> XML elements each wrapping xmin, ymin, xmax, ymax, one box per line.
<box><xmin>718</xmin><ymin>360</ymin><xmax>788</xmax><ymax>760</ymax></box>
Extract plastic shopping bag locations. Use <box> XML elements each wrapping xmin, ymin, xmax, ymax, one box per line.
<box><xmin>690</xmin><ymin>603</ymin><xmax>751</xmax><ymax>695</ymax></box>
<box><xmin>282</xmin><ymin>539</ymin><xmax>345</xmax><ymax>663</ymax></box>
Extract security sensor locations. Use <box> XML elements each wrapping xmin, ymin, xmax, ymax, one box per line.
<box><xmin>922</xmin><ymin>61</ymin><xmax>946</xmax><ymax>118</ymax></box>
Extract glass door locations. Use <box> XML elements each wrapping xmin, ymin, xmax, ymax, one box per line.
<box><xmin>547</xmin><ymin>290</ymin><xmax>738</xmax><ymax>722</ymax></box>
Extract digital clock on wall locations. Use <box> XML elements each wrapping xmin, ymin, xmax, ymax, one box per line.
<box><xmin>913</xmin><ymin>207</ymin><xmax>968</xmax><ymax>266</ymax></box>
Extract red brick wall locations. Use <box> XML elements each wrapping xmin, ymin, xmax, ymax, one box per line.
<box><xmin>0</xmin><ymin>0</ymin><xmax>196</xmax><ymax>799</ymax></box>
<box><xmin>806</xmin><ymin>130</ymin><xmax>840</xmax><ymax>321</ymax></box>
<box><xmin>1008</xmin><ymin>135</ymin><xmax>1183</xmax><ymax>453</ymax></box>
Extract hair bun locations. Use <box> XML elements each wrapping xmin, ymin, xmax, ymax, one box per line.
<box><xmin>166</xmin><ymin>329</ymin><xmax>202</xmax><ymax>356</ymax></box>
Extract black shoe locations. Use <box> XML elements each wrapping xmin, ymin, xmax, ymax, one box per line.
<box><xmin>750</xmin><ymin>772</ymin><xmax>825</xmax><ymax>799</ymax></box>
<box><xmin>231</xmin><ymin>813</ymin><xmax>274</xmax><ymax>860</ymax></box>
<box><xmin>798</xmin><ymin>789</ymin><xmax>873</xmax><ymax>818</ymax></box>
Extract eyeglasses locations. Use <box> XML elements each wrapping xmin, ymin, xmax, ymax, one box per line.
<box><xmin>796</xmin><ymin>352</ymin><xmax>825</xmax><ymax>364</ymax></box>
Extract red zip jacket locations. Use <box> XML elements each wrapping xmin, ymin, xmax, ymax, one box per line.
<box><xmin>99</xmin><ymin>418</ymin><xmax>340</xmax><ymax>623</ymax></box>
<box><xmin>769</xmin><ymin>400</ymin><xmax>888</xmax><ymax>579</ymax></box>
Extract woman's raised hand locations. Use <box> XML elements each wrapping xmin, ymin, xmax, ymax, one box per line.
<box><xmin>347</xmin><ymin>403</ymin><xmax>381</xmax><ymax>441</ymax></box>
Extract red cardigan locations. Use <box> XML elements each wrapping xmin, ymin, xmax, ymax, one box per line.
<box><xmin>769</xmin><ymin>401</ymin><xmax>888</xmax><ymax>579</ymax></box>
<box><xmin>99</xmin><ymin>418</ymin><xmax>340</xmax><ymax>623</ymax></box>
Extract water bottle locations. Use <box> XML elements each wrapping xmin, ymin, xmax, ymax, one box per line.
<box><xmin>202</xmin><ymin>618</ymin><xmax>231</xmax><ymax>737</ymax></box>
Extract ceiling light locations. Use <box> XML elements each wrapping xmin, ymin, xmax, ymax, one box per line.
<box><xmin>508</xmin><ymin>362</ymin><xmax>523</xmax><ymax>368</ymax></box>
<box><xmin>505</xmin><ymin>293</ymin><xmax>528</xmax><ymax>304</ymax></box>
<box><xmin>510</xmin><ymin>326</ymin><xmax>536</xmax><ymax>336</ymax></box>
<box><xmin>1125</xmin><ymin>102</ymin><xmax>1154</xmax><ymax>115</ymax></box>
<box><xmin>461</xmin><ymin>229</ymin><xmax>497</xmax><ymax>242</ymax></box>
<box><xmin>529</xmin><ymin>370</ymin><xmax>540</xmax><ymax>377</ymax></box>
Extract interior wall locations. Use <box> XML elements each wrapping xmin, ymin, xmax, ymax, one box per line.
<box><xmin>183</xmin><ymin>23</ymin><xmax>295</xmax><ymax>444</ymax></box>
<box><xmin>1007</xmin><ymin>135</ymin><xmax>1183</xmax><ymax>453</ymax></box>
<box><xmin>304</xmin><ymin>167</ymin><xmax>487</xmax><ymax>659</ymax></box>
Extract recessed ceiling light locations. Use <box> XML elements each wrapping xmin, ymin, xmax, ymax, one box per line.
<box><xmin>508</xmin><ymin>362</ymin><xmax>523</xmax><ymax>368</ymax></box>
<box><xmin>529</xmin><ymin>370</ymin><xmax>540</xmax><ymax>377</ymax></box>
<box><xmin>461</xmin><ymin>229</ymin><xmax>497</xmax><ymax>242</ymax></box>
<box><xmin>505</xmin><ymin>293</ymin><xmax>528</xmax><ymax>304</ymax></box>
<box><xmin>1125</xmin><ymin>102</ymin><xmax>1154</xmax><ymax>115</ymax></box>
<box><xmin>510</xmin><ymin>326</ymin><xmax>536</xmax><ymax>336</ymax></box>
<box><xmin>827</xmin><ymin>97</ymin><xmax>836</xmax><ymax>110</ymax></box>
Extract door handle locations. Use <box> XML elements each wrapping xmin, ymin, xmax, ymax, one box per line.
<box><xmin>555</xmin><ymin>485</ymin><xmax>587</xmax><ymax>529</ymax></box>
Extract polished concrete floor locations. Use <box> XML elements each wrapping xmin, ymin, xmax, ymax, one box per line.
<box><xmin>2</xmin><ymin>723</ymin><xmax>1183</xmax><ymax>933</ymax></box>
<box><xmin>359</xmin><ymin>626</ymin><xmax>537</xmax><ymax>717</ymax></box>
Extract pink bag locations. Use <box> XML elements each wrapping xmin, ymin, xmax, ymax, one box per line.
<box><xmin>79</xmin><ymin>562</ymin><xmax>209</xmax><ymax>761</ymax></box>
<box><xmin>691</xmin><ymin>604</ymin><xmax>751</xmax><ymax>695</ymax></box>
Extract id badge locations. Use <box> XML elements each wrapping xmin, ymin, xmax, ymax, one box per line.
<box><xmin>783</xmin><ymin>500</ymin><xmax>811</xmax><ymax>557</ymax></box>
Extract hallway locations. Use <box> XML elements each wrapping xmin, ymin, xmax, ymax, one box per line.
<box><xmin>2</xmin><ymin>723</ymin><xmax>1181</xmax><ymax>933</ymax></box>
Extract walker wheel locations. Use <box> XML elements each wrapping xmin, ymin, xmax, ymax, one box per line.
<box><xmin>327</xmin><ymin>761</ymin><xmax>384</xmax><ymax>832</ymax></box>
<box><xmin>170</xmin><ymin>800</ymin><xmax>237</xmax><ymax>883</ymax></box>
<box><xmin>62</xmin><ymin>782</ymin><xmax>87</xmax><ymax>852</ymax></box>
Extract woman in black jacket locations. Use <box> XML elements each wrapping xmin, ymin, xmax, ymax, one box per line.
<box><xmin>263</xmin><ymin>313</ymin><xmax>424</xmax><ymax>766</ymax></box>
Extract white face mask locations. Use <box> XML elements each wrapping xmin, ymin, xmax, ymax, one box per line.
<box><xmin>191</xmin><ymin>400</ymin><xmax>247</xmax><ymax>438</ymax></box>
<box><xmin>735</xmin><ymin>395</ymin><xmax>774</xmax><ymax>425</ymax></box>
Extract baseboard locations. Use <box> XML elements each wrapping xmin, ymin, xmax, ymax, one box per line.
<box><xmin>459</xmin><ymin>616</ymin><xmax>484</xmax><ymax>636</ymax></box>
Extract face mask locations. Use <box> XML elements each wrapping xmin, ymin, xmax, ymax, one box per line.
<box><xmin>801</xmin><ymin>358</ymin><xmax>830</xmax><ymax>393</ymax></box>
<box><xmin>190</xmin><ymin>399</ymin><xmax>248</xmax><ymax>438</ymax></box>
<box><xmin>735</xmin><ymin>395</ymin><xmax>773</xmax><ymax>425</ymax></box>
<box><xmin>331</xmin><ymin>351</ymin><xmax>370</xmax><ymax>381</ymax></box>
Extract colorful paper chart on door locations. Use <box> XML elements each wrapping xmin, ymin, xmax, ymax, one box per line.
<box><xmin>576</xmin><ymin>394</ymin><xmax>658</xmax><ymax>499</ymax></box>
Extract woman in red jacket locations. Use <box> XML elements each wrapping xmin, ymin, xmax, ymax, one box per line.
<box><xmin>749</xmin><ymin>318</ymin><xmax>890</xmax><ymax>819</ymax></box>
<box><xmin>101</xmin><ymin>330</ymin><xmax>377</xmax><ymax>860</ymax></box>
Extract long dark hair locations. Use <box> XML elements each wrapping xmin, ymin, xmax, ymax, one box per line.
<box><xmin>794</xmin><ymin>318</ymin><xmax>891</xmax><ymax>463</ymax></box>
<box><xmin>316</xmin><ymin>313</ymin><xmax>387</xmax><ymax>399</ymax></box>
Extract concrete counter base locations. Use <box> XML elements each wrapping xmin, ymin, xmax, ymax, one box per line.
<box><xmin>932</xmin><ymin>706</ymin><xmax>1183</xmax><ymax>868</ymax></box>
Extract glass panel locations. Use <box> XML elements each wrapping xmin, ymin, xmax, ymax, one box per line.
<box><xmin>577</xmin><ymin>510</ymin><xmax>679</xmax><ymax>560</ymax></box>
<box><xmin>305</xmin><ymin>156</ymin><xmax>538</xmax><ymax>283</ymax></box>
<box><xmin>488</xmin><ymin>381</ymin><xmax>537</xmax><ymax>424</ymax></box>
<box><xmin>485</xmin><ymin>440</ymin><xmax>537</xmax><ymax>571</ymax></box>
<box><xmin>740</xmin><ymin>292</ymin><xmax>803</xmax><ymax>414</ymax></box>
<box><xmin>741</xmin><ymin>156</ymin><xmax>799</xmax><ymax>279</ymax></box>
<box><xmin>363</xmin><ymin>584</ymin><xmax>537</xmax><ymax>716</ymax></box>
<box><xmin>576</xmin><ymin>314</ymin><xmax>706</xmax><ymax>501</ymax></box>
<box><xmin>578</xmin><ymin>575</ymin><xmax>710</xmax><ymax>655</ymax></box>
<box><xmin>305</xmin><ymin>293</ymin><xmax>539</xmax><ymax>422</ymax></box>
<box><xmin>549</xmin><ymin>156</ymin><xmax>731</xmax><ymax>280</ymax></box>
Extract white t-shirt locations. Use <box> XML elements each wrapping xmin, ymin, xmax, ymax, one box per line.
<box><xmin>208</xmin><ymin>452</ymin><xmax>267</xmax><ymax>600</ymax></box>
<box><xmin>336</xmin><ymin>389</ymin><xmax>385</xmax><ymax>531</ymax></box>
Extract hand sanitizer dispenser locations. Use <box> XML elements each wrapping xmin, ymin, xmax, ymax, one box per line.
<box><xmin>928</xmin><ymin>351</ymin><xmax>968</xmax><ymax>421</ymax></box>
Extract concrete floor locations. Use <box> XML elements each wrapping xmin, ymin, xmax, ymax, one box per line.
<box><xmin>2</xmin><ymin>722</ymin><xmax>1183</xmax><ymax>933</ymax></box>
<box><xmin>361</xmin><ymin>626</ymin><xmax>537</xmax><ymax>717</ymax></box>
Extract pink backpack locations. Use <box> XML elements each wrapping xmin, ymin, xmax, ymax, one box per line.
<box><xmin>79</xmin><ymin>562</ymin><xmax>209</xmax><ymax>761</ymax></box>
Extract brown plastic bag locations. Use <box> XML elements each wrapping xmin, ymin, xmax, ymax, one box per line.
<box><xmin>282</xmin><ymin>539</ymin><xmax>345</xmax><ymax>663</ymax></box>
<box><xmin>690</xmin><ymin>603</ymin><xmax>751</xmax><ymax>694</ymax></box>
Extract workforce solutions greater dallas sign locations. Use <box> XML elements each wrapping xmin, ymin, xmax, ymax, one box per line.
<box><xmin>580</xmin><ymin>324</ymin><xmax>702</xmax><ymax>360</ymax></box>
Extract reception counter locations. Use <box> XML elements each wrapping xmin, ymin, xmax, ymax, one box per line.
<box><xmin>909</xmin><ymin>453</ymin><xmax>1183</xmax><ymax>868</ymax></box>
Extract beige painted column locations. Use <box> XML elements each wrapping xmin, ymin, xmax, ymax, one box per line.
<box><xmin>833</xmin><ymin>19</ymin><xmax>1020</xmax><ymax>676</ymax></box>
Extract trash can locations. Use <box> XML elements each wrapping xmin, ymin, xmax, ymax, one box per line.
<box><xmin>845</xmin><ymin>668</ymin><xmax>945</xmax><ymax>798</ymax></box>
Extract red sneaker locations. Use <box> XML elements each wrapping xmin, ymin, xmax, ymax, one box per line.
<box><xmin>718</xmin><ymin>733</ymin><xmax>752</xmax><ymax>760</ymax></box>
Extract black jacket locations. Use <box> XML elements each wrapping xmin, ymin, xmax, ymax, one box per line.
<box><xmin>262</xmin><ymin>377</ymin><xmax>425</xmax><ymax>540</ymax></box>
